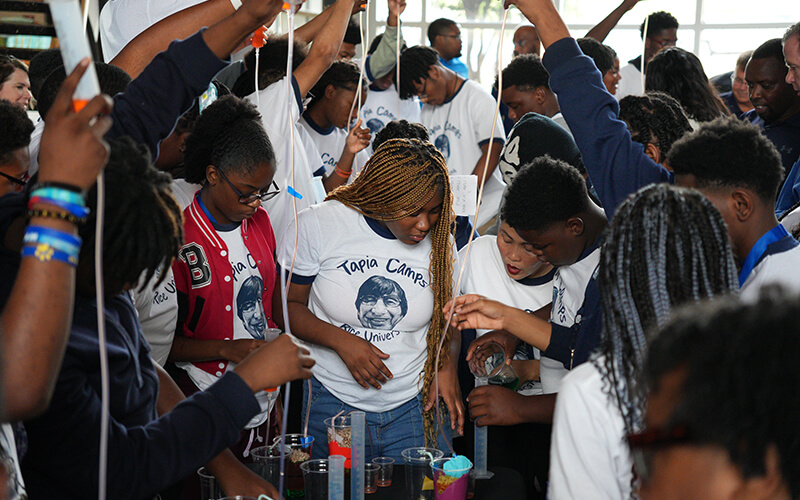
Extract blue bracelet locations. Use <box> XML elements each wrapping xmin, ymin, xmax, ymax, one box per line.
<box><xmin>30</xmin><ymin>187</ymin><xmax>85</xmax><ymax>207</ymax></box>
<box><xmin>22</xmin><ymin>243</ymin><xmax>79</xmax><ymax>267</ymax></box>
<box><xmin>29</xmin><ymin>196</ymin><xmax>90</xmax><ymax>219</ymax></box>
<box><xmin>24</xmin><ymin>225</ymin><xmax>82</xmax><ymax>256</ymax></box>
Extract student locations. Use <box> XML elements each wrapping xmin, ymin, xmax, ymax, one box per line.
<box><xmin>399</xmin><ymin>45</ymin><xmax>506</xmax><ymax>229</ymax></box>
<box><xmin>618</xmin><ymin>91</ymin><xmax>692</xmax><ymax>165</ymax></box>
<box><xmin>339</xmin><ymin>19</ymin><xmax>362</xmax><ymax>60</ymax></box>
<box><xmin>360</xmin><ymin>0</ymin><xmax>421</xmax><ymax>152</ymax></box>
<box><xmin>638</xmin><ymin>290</ymin><xmax>800</xmax><ymax>499</ymax></box>
<box><xmin>508</xmin><ymin>0</ymin><xmax>800</xmax><ymax>301</ymax></box>
<box><xmin>0</xmin><ymin>55</ymin><xmax>31</xmax><ymax>110</ymax></box>
<box><xmin>719</xmin><ymin>51</ymin><xmax>755</xmax><ymax>118</ymax></box>
<box><xmin>0</xmin><ymin>101</ymin><xmax>33</xmax><ymax>197</ymax></box>
<box><xmin>447</xmin><ymin>156</ymin><xmax>608</xmax><ymax>420</ymax></box>
<box><xmin>577</xmin><ymin>38</ymin><xmax>620</xmax><ymax>96</ymax></box>
<box><xmin>777</xmin><ymin>23</ymin><xmax>800</xmax><ymax>215</ymax></box>
<box><xmin>299</xmin><ymin>60</ymin><xmax>371</xmax><ymax>191</ymax></box>
<box><xmin>459</xmin><ymin>132</ymin><xmax>573</xmax><ymax>496</ymax></box>
<box><xmin>0</xmin><ymin>65</ymin><xmax>110</xmax><ymax>498</ymax></box>
<box><xmin>645</xmin><ymin>47</ymin><xmax>730</xmax><ymax>124</ymax></box>
<box><xmin>549</xmin><ymin>184</ymin><xmax>738</xmax><ymax>500</ymax></box>
<box><xmin>10</xmin><ymin>138</ymin><xmax>314</xmax><ymax>498</ymax></box>
<box><xmin>498</xmin><ymin>53</ymin><xmax>568</xmax><ymax>131</ymax></box>
<box><xmin>668</xmin><ymin>118</ymin><xmax>800</xmax><ymax>300</ymax></box>
<box><xmin>512</xmin><ymin>24</ymin><xmax>541</xmax><ymax>57</ymax></box>
<box><xmin>743</xmin><ymin>38</ymin><xmax>800</xmax><ymax>171</ymax></box>
<box><xmin>428</xmin><ymin>18</ymin><xmax>468</xmax><ymax>79</ymax></box>
<box><xmin>238</xmin><ymin>0</ymin><xmax>358</xmax><ymax>236</ymax></box>
<box><xmin>280</xmin><ymin>139</ymin><xmax>464</xmax><ymax>460</ymax></box>
<box><xmin>616</xmin><ymin>11</ymin><xmax>678</xmax><ymax>100</ymax></box>
<box><xmin>170</xmin><ymin>96</ymin><xmax>282</xmax><ymax>466</ymax></box>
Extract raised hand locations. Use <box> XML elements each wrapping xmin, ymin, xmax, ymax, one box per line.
<box><xmin>39</xmin><ymin>58</ymin><xmax>112</xmax><ymax>190</ymax></box>
<box><xmin>234</xmin><ymin>334</ymin><xmax>315</xmax><ymax>392</ymax></box>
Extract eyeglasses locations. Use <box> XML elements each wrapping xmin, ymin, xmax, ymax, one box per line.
<box><xmin>216</xmin><ymin>168</ymin><xmax>280</xmax><ymax>205</ymax></box>
<box><xmin>649</xmin><ymin>37</ymin><xmax>677</xmax><ymax>49</ymax></box>
<box><xmin>627</xmin><ymin>424</ymin><xmax>693</xmax><ymax>482</ymax></box>
<box><xmin>416</xmin><ymin>77</ymin><xmax>430</xmax><ymax>99</ymax></box>
<box><xmin>0</xmin><ymin>170</ymin><xmax>28</xmax><ymax>187</ymax></box>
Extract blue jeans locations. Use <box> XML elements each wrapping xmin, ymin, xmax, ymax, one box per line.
<box><xmin>303</xmin><ymin>377</ymin><xmax>451</xmax><ymax>462</ymax></box>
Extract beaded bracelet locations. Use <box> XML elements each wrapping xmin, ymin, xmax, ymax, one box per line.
<box><xmin>29</xmin><ymin>181</ymin><xmax>84</xmax><ymax>196</ymax></box>
<box><xmin>24</xmin><ymin>225</ymin><xmax>82</xmax><ymax>257</ymax></box>
<box><xmin>30</xmin><ymin>187</ymin><xmax>85</xmax><ymax>207</ymax></box>
<box><xmin>27</xmin><ymin>208</ymin><xmax>86</xmax><ymax>225</ymax></box>
<box><xmin>28</xmin><ymin>196</ymin><xmax>90</xmax><ymax>219</ymax></box>
<box><xmin>22</xmin><ymin>243</ymin><xmax>79</xmax><ymax>267</ymax></box>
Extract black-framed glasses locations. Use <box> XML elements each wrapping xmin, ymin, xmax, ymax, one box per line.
<box><xmin>627</xmin><ymin>424</ymin><xmax>693</xmax><ymax>482</ymax></box>
<box><xmin>217</xmin><ymin>168</ymin><xmax>280</xmax><ymax>205</ymax></box>
<box><xmin>0</xmin><ymin>170</ymin><xmax>28</xmax><ymax>187</ymax></box>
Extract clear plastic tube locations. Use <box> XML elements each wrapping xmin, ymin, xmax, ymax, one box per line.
<box><xmin>351</xmin><ymin>411</ymin><xmax>366</xmax><ymax>500</ymax></box>
<box><xmin>328</xmin><ymin>454</ymin><xmax>346</xmax><ymax>500</ymax></box>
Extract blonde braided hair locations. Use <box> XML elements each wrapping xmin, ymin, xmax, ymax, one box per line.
<box><xmin>326</xmin><ymin>138</ymin><xmax>455</xmax><ymax>445</ymax></box>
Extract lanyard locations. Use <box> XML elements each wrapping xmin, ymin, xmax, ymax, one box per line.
<box><xmin>738</xmin><ymin>224</ymin><xmax>790</xmax><ymax>287</ymax></box>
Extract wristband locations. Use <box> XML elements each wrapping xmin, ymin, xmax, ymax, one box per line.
<box><xmin>22</xmin><ymin>243</ymin><xmax>79</xmax><ymax>267</ymax></box>
<box><xmin>29</xmin><ymin>196</ymin><xmax>90</xmax><ymax>219</ymax></box>
<box><xmin>30</xmin><ymin>181</ymin><xmax>85</xmax><ymax>196</ymax></box>
<box><xmin>27</xmin><ymin>208</ymin><xmax>86</xmax><ymax>225</ymax></box>
<box><xmin>230</xmin><ymin>0</ymin><xmax>242</xmax><ymax>9</ymax></box>
<box><xmin>24</xmin><ymin>225</ymin><xmax>82</xmax><ymax>256</ymax></box>
<box><xmin>30</xmin><ymin>187</ymin><xmax>85</xmax><ymax>207</ymax></box>
<box><xmin>334</xmin><ymin>165</ymin><xmax>352</xmax><ymax>179</ymax></box>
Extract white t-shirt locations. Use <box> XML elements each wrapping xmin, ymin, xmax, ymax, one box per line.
<box><xmin>740</xmin><ymin>244</ymin><xmax>800</xmax><ymax>302</ymax></box>
<box><xmin>247</xmin><ymin>76</ymin><xmax>325</xmax><ymax>238</ymax></box>
<box><xmin>99</xmin><ymin>0</ymin><xmax>204</xmax><ymax>62</ymax></box>
<box><xmin>361</xmin><ymin>83</ymin><xmax>422</xmax><ymax>155</ymax></box>
<box><xmin>420</xmin><ymin>80</ymin><xmax>506</xmax><ymax>228</ymax></box>
<box><xmin>131</xmin><ymin>268</ymin><xmax>177</xmax><ymax>366</ymax></box>
<box><xmin>542</xmin><ymin>246</ymin><xmax>601</xmax><ymax>394</ymax></box>
<box><xmin>458</xmin><ymin>236</ymin><xmax>554</xmax><ymax>395</ymax></box>
<box><xmin>551</xmin><ymin>112</ymin><xmax>572</xmax><ymax>136</ymax></box>
<box><xmin>548</xmin><ymin>359</ymin><xmax>633</xmax><ymax>500</ymax></box>
<box><xmin>277</xmin><ymin>200</ymin><xmax>456</xmax><ymax>412</ymax></box>
<box><xmin>616</xmin><ymin>62</ymin><xmax>643</xmax><ymax>100</ymax></box>
<box><xmin>1</xmin><ymin>424</ymin><xmax>25</xmax><ymax>499</ymax></box>
<box><xmin>26</xmin><ymin>118</ymin><xmax>44</xmax><ymax>176</ymax></box>
<box><xmin>130</xmin><ymin>179</ymin><xmax>196</xmax><ymax>366</ymax></box>
<box><xmin>298</xmin><ymin>114</ymin><xmax>368</xmax><ymax>179</ymax></box>
<box><xmin>780</xmin><ymin>204</ymin><xmax>800</xmax><ymax>234</ymax></box>
<box><xmin>181</xmin><ymin>224</ymin><xmax>274</xmax><ymax>428</ymax></box>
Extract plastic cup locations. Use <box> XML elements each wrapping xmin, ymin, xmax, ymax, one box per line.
<box><xmin>250</xmin><ymin>445</ymin><xmax>285</xmax><ymax>486</ymax></box>
<box><xmin>372</xmin><ymin>457</ymin><xmax>395</xmax><ymax>487</ymax></box>
<box><xmin>274</xmin><ymin>434</ymin><xmax>314</xmax><ymax>498</ymax></box>
<box><xmin>324</xmin><ymin>415</ymin><xmax>352</xmax><ymax>468</ymax></box>
<box><xmin>198</xmin><ymin>467</ymin><xmax>222</xmax><ymax>500</ymax></box>
<box><xmin>466</xmin><ymin>470</ymin><xmax>476</xmax><ymax>499</ymax></box>
<box><xmin>300</xmin><ymin>459</ymin><xmax>330</xmax><ymax>500</ymax></box>
<box><xmin>364</xmin><ymin>463</ymin><xmax>379</xmax><ymax>494</ymax></box>
<box><xmin>431</xmin><ymin>458</ymin><xmax>472</xmax><ymax>500</ymax></box>
<box><xmin>402</xmin><ymin>447</ymin><xmax>444</xmax><ymax>500</ymax></box>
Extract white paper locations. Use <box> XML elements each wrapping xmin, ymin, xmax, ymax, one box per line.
<box><xmin>450</xmin><ymin>174</ymin><xmax>479</xmax><ymax>216</ymax></box>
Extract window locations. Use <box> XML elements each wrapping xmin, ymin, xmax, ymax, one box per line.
<box><xmin>365</xmin><ymin>0</ymin><xmax>794</xmax><ymax>85</ymax></box>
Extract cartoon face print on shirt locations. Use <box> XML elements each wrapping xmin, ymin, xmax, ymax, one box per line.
<box><xmin>355</xmin><ymin>276</ymin><xmax>409</xmax><ymax>330</ymax></box>
<box><xmin>236</xmin><ymin>275</ymin><xmax>266</xmax><ymax>339</ymax></box>
<box><xmin>434</xmin><ymin>134</ymin><xmax>451</xmax><ymax>159</ymax></box>
<box><xmin>366</xmin><ymin>118</ymin><xmax>384</xmax><ymax>135</ymax></box>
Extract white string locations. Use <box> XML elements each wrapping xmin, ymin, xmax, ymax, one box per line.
<box><xmin>94</xmin><ymin>172</ymin><xmax>109</xmax><ymax>500</ymax></box>
<box><xmin>82</xmin><ymin>0</ymin><xmax>90</xmax><ymax>35</ymax></box>
<box><xmin>347</xmin><ymin>11</ymin><xmax>368</xmax><ymax>131</ymax></box>
<box><xmin>395</xmin><ymin>9</ymin><xmax>401</xmax><ymax>113</ymax></box>
<box><xmin>433</xmin><ymin>7</ymin><xmax>510</xmax><ymax>451</ymax></box>
<box><xmin>255</xmin><ymin>46</ymin><xmax>260</xmax><ymax>108</ymax></box>
<box><xmin>641</xmin><ymin>14</ymin><xmax>649</xmax><ymax>93</ymax></box>
<box><xmin>278</xmin><ymin>5</ymin><xmax>298</xmax><ymax>496</ymax></box>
